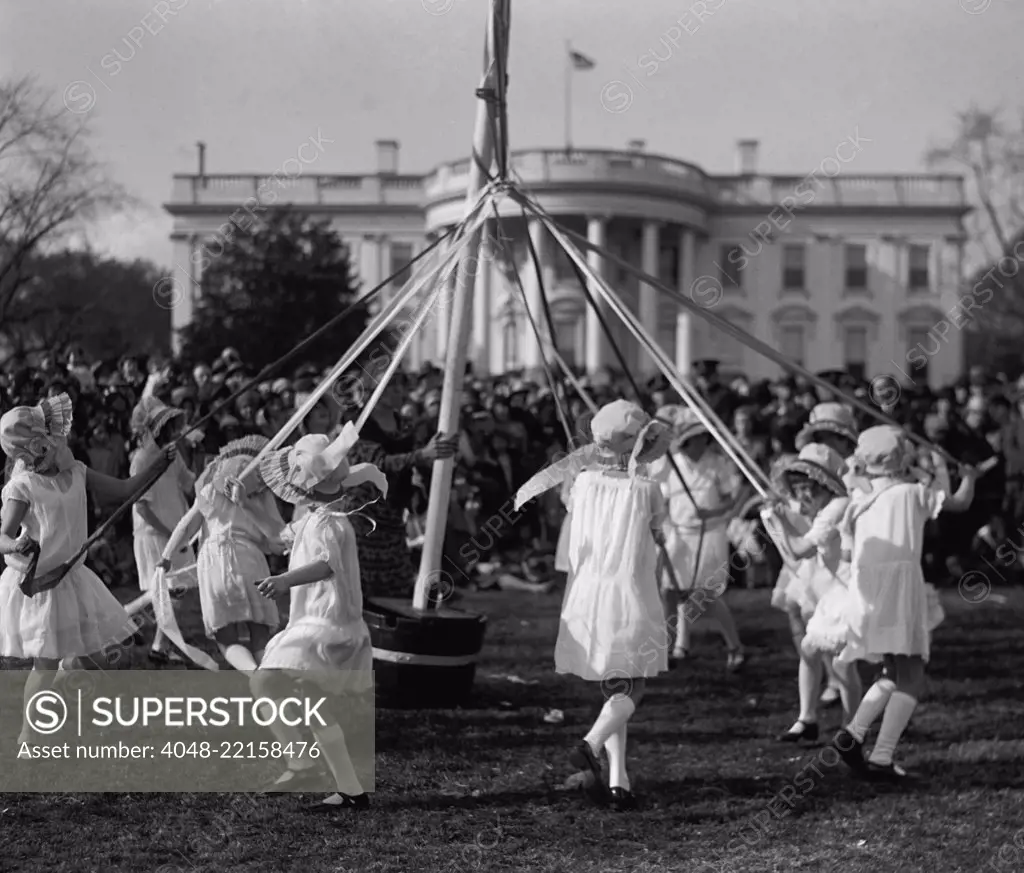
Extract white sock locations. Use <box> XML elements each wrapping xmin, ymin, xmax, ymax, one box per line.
<box><xmin>604</xmin><ymin>725</ymin><xmax>629</xmax><ymax>791</ymax></box>
<box><xmin>797</xmin><ymin>656</ymin><xmax>822</xmax><ymax>724</ymax></box>
<box><xmin>219</xmin><ymin>643</ymin><xmax>258</xmax><ymax>672</ymax></box>
<box><xmin>846</xmin><ymin>677</ymin><xmax>896</xmax><ymax>743</ymax></box>
<box><xmin>674</xmin><ymin>602</ymin><xmax>689</xmax><ymax>654</ymax></box>
<box><xmin>868</xmin><ymin>691</ymin><xmax>917</xmax><ymax>767</ymax></box>
<box><xmin>312</xmin><ymin>722</ymin><xmax>364</xmax><ymax>796</ymax></box>
<box><xmin>584</xmin><ymin>695</ymin><xmax>636</xmax><ymax>754</ymax></box>
<box><xmin>257</xmin><ymin>702</ymin><xmax>313</xmax><ymax>771</ymax></box>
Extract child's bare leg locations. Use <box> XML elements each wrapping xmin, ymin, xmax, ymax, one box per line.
<box><xmin>20</xmin><ymin>658</ymin><xmax>60</xmax><ymax>744</ymax></box>
<box><xmin>248</xmin><ymin>623</ymin><xmax>272</xmax><ymax>665</ymax></box>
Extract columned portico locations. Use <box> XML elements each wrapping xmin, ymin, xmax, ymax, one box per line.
<box><xmin>676</xmin><ymin>228</ymin><xmax>695</xmax><ymax>376</ymax></box>
<box><xmin>584</xmin><ymin>215</ymin><xmax>609</xmax><ymax>373</ymax></box>
<box><xmin>472</xmin><ymin>220</ymin><xmax>494</xmax><ymax>375</ymax></box>
<box><xmin>639</xmin><ymin>220</ymin><xmax>660</xmax><ymax>377</ymax></box>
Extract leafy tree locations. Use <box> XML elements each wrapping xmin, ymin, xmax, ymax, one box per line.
<box><xmin>0</xmin><ymin>76</ymin><xmax>126</xmax><ymax>345</ymax></box>
<box><xmin>179</xmin><ymin>210</ymin><xmax>365</xmax><ymax>371</ymax></box>
<box><xmin>0</xmin><ymin>249</ymin><xmax>170</xmax><ymax>364</ymax></box>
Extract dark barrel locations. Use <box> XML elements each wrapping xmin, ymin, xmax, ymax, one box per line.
<box><xmin>363</xmin><ymin>597</ymin><xmax>487</xmax><ymax>708</ymax></box>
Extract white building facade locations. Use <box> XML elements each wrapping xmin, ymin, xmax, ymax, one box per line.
<box><xmin>164</xmin><ymin>139</ymin><xmax>970</xmax><ymax>386</ymax></box>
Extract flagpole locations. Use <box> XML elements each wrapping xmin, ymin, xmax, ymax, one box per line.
<box><xmin>564</xmin><ymin>39</ymin><xmax>572</xmax><ymax>153</ymax></box>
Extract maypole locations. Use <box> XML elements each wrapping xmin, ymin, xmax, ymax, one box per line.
<box><xmin>413</xmin><ymin>0</ymin><xmax>510</xmax><ymax>611</ymax></box>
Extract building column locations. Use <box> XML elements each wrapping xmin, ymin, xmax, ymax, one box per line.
<box><xmin>676</xmin><ymin>228</ymin><xmax>695</xmax><ymax>376</ymax></box>
<box><xmin>472</xmin><ymin>220</ymin><xmax>494</xmax><ymax>376</ymax></box>
<box><xmin>584</xmin><ymin>215</ymin><xmax>609</xmax><ymax>374</ymax></box>
<box><xmin>522</xmin><ymin>218</ymin><xmax>552</xmax><ymax>372</ymax></box>
<box><xmin>639</xmin><ymin>220</ymin><xmax>660</xmax><ymax>377</ymax></box>
<box><xmin>378</xmin><ymin>235</ymin><xmax>392</xmax><ymax>301</ymax></box>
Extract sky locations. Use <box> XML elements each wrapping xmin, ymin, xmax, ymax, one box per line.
<box><xmin>1</xmin><ymin>0</ymin><xmax>1021</xmax><ymax>270</ymax></box>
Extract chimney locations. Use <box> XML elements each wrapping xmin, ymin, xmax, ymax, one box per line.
<box><xmin>736</xmin><ymin>139</ymin><xmax>759</xmax><ymax>176</ymax></box>
<box><xmin>628</xmin><ymin>139</ymin><xmax>646</xmax><ymax>152</ymax></box>
<box><xmin>376</xmin><ymin>139</ymin><xmax>399</xmax><ymax>175</ymax></box>
<box><xmin>196</xmin><ymin>141</ymin><xmax>206</xmax><ymax>187</ymax></box>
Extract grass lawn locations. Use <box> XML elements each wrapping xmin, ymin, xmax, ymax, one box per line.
<box><xmin>2</xmin><ymin>585</ymin><xmax>1024</xmax><ymax>873</ymax></box>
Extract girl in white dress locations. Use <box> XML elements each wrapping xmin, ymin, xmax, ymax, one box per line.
<box><xmin>833</xmin><ymin>426</ymin><xmax>978</xmax><ymax>781</ymax></box>
<box><xmin>0</xmin><ymin>394</ymin><xmax>175</xmax><ymax>744</ymax></box>
<box><xmin>794</xmin><ymin>402</ymin><xmax>861</xmax><ymax>708</ymax></box>
<box><xmin>648</xmin><ymin>406</ymin><xmax>745</xmax><ymax>671</ymax></box>
<box><xmin>514</xmin><ymin>399</ymin><xmax>673</xmax><ymax>811</ymax></box>
<box><xmin>251</xmin><ymin>423</ymin><xmax>387</xmax><ymax>811</ymax></box>
<box><xmin>760</xmin><ymin>444</ymin><xmax>862</xmax><ymax>742</ymax></box>
<box><xmin>160</xmin><ymin>436</ymin><xmax>286</xmax><ymax>671</ymax></box>
<box><xmin>129</xmin><ymin>397</ymin><xmax>196</xmax><ymax>664</ymax></box>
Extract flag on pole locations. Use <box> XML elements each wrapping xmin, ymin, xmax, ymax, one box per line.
<box><xmin>569</xmin><ymin>49</ymin><xmax>595</xmax><ymax>70</ymax></box>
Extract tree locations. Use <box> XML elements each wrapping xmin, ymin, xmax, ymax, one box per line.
<box><xmin>926</xmin><ymin>108</ymin><xmax>1024</xmax><ymax>367</ymax></box>
<box><xmin>178</xmin><ymin>209</ymin><xmax>366</xmax><ymax>370</ymax></box>
<box><xmin>0</xmin><ymin>250</ymin><xmax>171</xmax><ymax>364</ymax></box>
<box><xmin>0</xmin><ymin>76</ymin><xmax>126</xmax><ymax>345</ymax></box>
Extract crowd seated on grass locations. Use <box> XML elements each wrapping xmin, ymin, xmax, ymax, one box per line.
<box><xmin>0</xmin><ymin>345</ymin><xmax>1020</xmax><ymax>594</ymax></box>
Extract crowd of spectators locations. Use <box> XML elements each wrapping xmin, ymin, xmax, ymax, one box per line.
<box><xmin>1</xmin><ymin>343</ymin><xmax>1021</xmax><ymax>594</ymax></box>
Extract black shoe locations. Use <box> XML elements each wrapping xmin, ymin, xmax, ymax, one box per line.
<box><xmin>313</xmin><ymin>792</ymin><xmax>370</xmax><ymax>811</ymax></box>
<box><xmin>778</xmin><ymin>721</ymin><xmax>819</xmax><ymax>743</ymax></box>
<box><xmin>608</xmin><ymin>787</ymin><xmax>638</xmax><ymax>811</ymax></box>
<box><xmin>568</xmin><ymin>741</ymin><xmax>608</xmax><ymax>805</ymax></box>
<box><xmin>865</xmin><ymin>761</ymin><xmax>913</xmax><ymax>783</ymax></box>
<box><xmin>833</xmin><ymin>728</ymin><xmax>868</xmax><ymax>773</ymax></box>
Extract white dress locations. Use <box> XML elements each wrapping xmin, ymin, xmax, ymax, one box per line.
<box><xmin>195</xmin><ymin>484</ymin><xmax>283</xmax><ymax>637</ymax></box>
<box><xmin>767</xmin><ymin>503</ymin><xmax>811</xmax><ymax>613</ymax></box>
<box><xmin>839</xmin><ymin>481</ymin><xmax>945</xmax><ymax>664</ymax></box>
<box><xmin>0</xmin><ymin>463</ymin><xmax>135</xmax><ymax>659</ymax></box>
<box><xmin>554</xmin><ymin>474</ymin><xmax>577</xmax><ymax>574</ymax></box>
<box><xmin>555</xmin><ymin>469</ymin><xmax>669</xmax><ymax>680</ymax></box>
<box><xmin>259</xmin><ymin>507</ymin><xmax>372</xmax><ymax>695</ymax></box>
<box><xmin>131</xmin><ymin>450</ymin><xmax>195</xmax><ymax>591</ymax></box>
<box><xmin>649</xmin><ymin>451</ymin><xmax>738</xmax><ymax>594</ymax></box>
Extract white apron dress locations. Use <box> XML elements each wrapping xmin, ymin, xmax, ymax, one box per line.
<box><xmin>195</xmin><ymin>484</ymin><xmax>283</xmax><ymax>637</ymax></box>
<box><xmin>767</xmin><ymin>503</ymin><xmax>812</xmax><ymax>613</ymax></box>
<box><xmin>555</xmin><ymin>469</ymin><xmax>669</xmax><ymax>680</ymax></box>
<box><xmin>131</xmin><ymin>450</ymin><xmax>195</xmax><ymax>591</ymax></box>
<box><xmin>554</xmin><ymin>473</ymin><xmax>577</xmax><ymax>574</ymax></box>
<box><xmin>649</xmin><ymin>451</ymin><xmax>738</xmax><ymax>594</ymax></box>
<box><xmin>0</xmin><ymin>463</ymin><xmax>135</xmax><ymax>659</ymax></box>
<box><xmin>259</xmin><ymin>507</ymin><xmax>373</xmax><ymax>695</ymax></box>
<box><xmin>838</xmin><ymin>481</ymin><xmax>946</xmax><ymax>664</ymax></box>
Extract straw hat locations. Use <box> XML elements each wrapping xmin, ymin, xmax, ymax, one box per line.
<box><xmin>590</xmin><ymin>400</ymin><xmax>673</xmax><ymax>468</ymax></box>
<box><xmin>795</xmin><ymin>402</ymin><xmax>858</xmax><ymax>450</ymax></box>
<box><xmin>259</xmin><ymin>422</ymin><xmax>387</xmax><ymax>505</ymax></box>
<box><xmin>0</xmin><ymin>393</ymin><xmax>74</xmax><ymax>470</ymax></box>
<box><xmin>851</xmin><ymin>425</ymin><xmax>907</xmax><ymax>478</ymax></box>
<box><xmin>130</xmin><ymin>396</ymin><xmax>184</xmax><ymax>440</ymax></box>
<box><xmin>774</xmin><ymin>443</ymin><xmax>847</xmax><ymax>498</ymax></box>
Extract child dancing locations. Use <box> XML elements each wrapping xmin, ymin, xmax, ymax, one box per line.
<box><xmin>251</xmin><ymin>424</ymin><xmax>386</xmax><ymax>811</ymax></box>
<box><xmin>761</xmin><ymin>444</ymin><xmax>862</xmax><ymax>742</ymax></box>
<box><xmin>649</xmin><ymin>407</ymin><xmax>745</xmax><ymax>670</ymax></box>
<box><xmin>129</xmin><ymin>397</ymin><xmax>195</xmax><ymax>664</ymax></box>
<box><xmin>159</xmin><ymin>436</ymin><xmax>286</xmax><ymax>671</ymax></box>
<box><xmin>833</xmin><ymin>426</ymin><xmax>978</xmax><ymax>780</ymax></box>
<box><xmin>0</xmin><ymin>394</ymin><xmax>175</xmax><ymax>744</ymax></box>
<box><xmin>514</xmin><ymin>399</ymin><xmax>673</xmax><ymax>810</ymax></box>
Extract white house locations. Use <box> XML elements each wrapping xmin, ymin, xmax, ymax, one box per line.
<box><xmin>164</xmin><ymin>138</ymin><xmax>970</xmax><ymax>386</ymax></box>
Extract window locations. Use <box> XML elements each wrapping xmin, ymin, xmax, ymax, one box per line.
<box><xmin>782</xmin><ymin>245</ymin><xmax>805</xmax><ymax>290</ymax></box>
<box><xmin>718</xmin><ymin>245</ymin><xmax>744</xmax><ymax>288</ymax></box>
<box><xmin>780</xmin><ymin>325</ymin><xmax>805</xmax><ymax>367</ymax></box>
<box><xmin>553</xmin><ymin>319</ymin><xmax>579</xmax><ymax>367</ymax></box>
<box><xmin>844</xmin><ymin>326</ymin><xmax>868</xmax><ymax>381</ymax></box>
<box><xmin>389</xmin><ymin>242</ymin><xmax>414</xmax><ymax>289</ymax></box>
<box><xmin>907</xmin><ymin>327</ymin><xmax>931</xmax><ymax>384</ymax></box>
<box><xmin>908</xmin><ymin>244</ymin><xmax>930</xmax><ymax>291</ymax></box>
<box><xmin>844</xmin><ymin>244</ymin><xmax>868</xmax><ymax>289</ymax></box>
<box><xmin>503</xmin><ymin>320</ymin><xmax>519</xmax><ymax>371</ymax></box>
